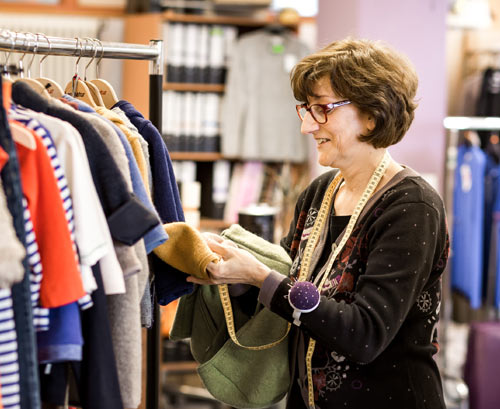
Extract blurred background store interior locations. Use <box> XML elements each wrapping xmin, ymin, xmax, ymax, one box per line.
<box><xmin>1</xmin><ymin>0</ymin><xmax>500</xmax><ymax>408</ymax></box>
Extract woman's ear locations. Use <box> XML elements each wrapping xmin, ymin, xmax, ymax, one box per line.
<box><xmin>366</xmin><ymin>115</ymin><xmax>376</xmax><ymax>132</ymax></box>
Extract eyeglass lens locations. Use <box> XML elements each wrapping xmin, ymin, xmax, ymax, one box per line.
<box><xmin>298</xmin><ymin>105</ymin><xmax>327</xmax><ymax>124</ymax></box>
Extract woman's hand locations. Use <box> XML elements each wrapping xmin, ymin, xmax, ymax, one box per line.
<box><xmin>186</xmin><ymin>234</ymin><xmax>271</xmax><ymax>288</ymax></box>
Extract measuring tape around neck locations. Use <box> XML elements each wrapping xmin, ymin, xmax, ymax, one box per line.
<box><xmin>298</xmin><ymin>151</ymin><xmax>391</xmax><ymax>408</ymax></box>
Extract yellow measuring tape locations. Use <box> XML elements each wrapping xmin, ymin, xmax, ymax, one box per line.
<box><xmin>218</xmin><ymin>283</ymin><xmax>291</xmax><ymax>350</ymax></box>
<box><xmin>297</xmin><ymin>152</ymin><xmax>390</xmax><ymax>408</ymax></box>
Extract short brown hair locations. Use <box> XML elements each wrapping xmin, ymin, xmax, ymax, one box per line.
<box><xmin>291</xmin><ymin>38</ymin><xmax>418</xmax><ymax>148</ymax></box>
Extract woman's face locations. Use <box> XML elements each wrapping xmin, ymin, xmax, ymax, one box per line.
<box><xmin>301</xmin><ymin>76</ymin><xmax>375</xmax><ymax>168</ymax></box>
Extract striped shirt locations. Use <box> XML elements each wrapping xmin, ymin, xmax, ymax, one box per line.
<box><xmin>0</xmin><ymin>289</ymin><xmax>20</xmax><ymax>409</ymax></box>
<box><xmin>22</xmin><ymin>198</ymin><xmax>49</xmax><ymax>331</ymax></box>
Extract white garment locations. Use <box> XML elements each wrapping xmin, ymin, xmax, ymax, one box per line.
<box><xmin>22</xmin><ymin>109</ymin><xmax>125</xmax><ymax>295</ymax></box>
<box><xmin>0</xmin><ymin>179</ymin><xmax>26</xmax><ymax>288</ymax></box>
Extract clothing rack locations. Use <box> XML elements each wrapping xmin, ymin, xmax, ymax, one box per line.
<box><xmin>442</xmin><ymin>116</ymin><xmax>500</xmax><ymax>366</ymax></box>
<box><xmin>0</xmin><ymin>29</ymin><xmax>164</xmax><ymax>409</ymax></box>
<box><xmin>443</xmin><ymin>116</ymin><xmax>500</xmax><ymax>219</ymax></box>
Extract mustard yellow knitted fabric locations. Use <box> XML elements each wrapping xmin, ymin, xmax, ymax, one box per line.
<box><xmin>96</xmin><ymin>106</ymin><xmax>151</xmax><ymax>195</ymax></box>
<box><xmin>153</xmin><ymin>222</ymin><xmax>220</xmax><ymax>279</ymax></box>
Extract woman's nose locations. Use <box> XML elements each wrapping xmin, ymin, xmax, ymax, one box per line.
<box><xmin>300</xmin><ymin>111</ymin><xmax>320</xmax><ymax>135</ymax></box>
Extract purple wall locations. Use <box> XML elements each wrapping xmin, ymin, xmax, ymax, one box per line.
<box><xmin>317</xmin><ymin>0</ymin><xmax>447</xmax><ymax>191</ymax></box>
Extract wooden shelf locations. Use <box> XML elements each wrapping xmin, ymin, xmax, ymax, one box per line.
<box><xmin>199</xmin><ymin>218</ymin><xmax>232</xmax><ymax>230</ymax></box>
<box><xmin>162</xmin><ymin>361</ymin><xmax>198</xmax><ymax>373</ymax></box>
<box><xmin>0</xmin><ymin>0</ymin><xmax>124</xmax><ymax>16</ymax></box>
<box><xmin>162</xmin><ymin>10</ymin><xmax>279</xmax><ymax>27</ymax></box>
<box><xmin>170</xmin><ymin>152</ymin><xmax>224</xmax><ymax>161</ymax></box>
<box><xmin>164</xmin><ymin>83</ymin><xmax>225</xmax><ymax>93</ymax></box>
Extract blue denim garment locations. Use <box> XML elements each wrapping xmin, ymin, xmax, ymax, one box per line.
<box><xmin>0</xmin><ymin>77</ymin><xmax>41</xmax><ymax>409</ymax></box>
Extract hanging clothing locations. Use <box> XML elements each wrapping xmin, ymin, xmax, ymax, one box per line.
<box><xmin>0</xmin><ymin>177</ymin><xmax>25</xmax><ymax>287</ymax></box>
<box><xmin>12</xmin><ymin>83</ymin><xmax>158</xmax><ymax>294</ymax></box>
<box><xmin>221</xmin><ymin>29</ymin><xmax>309</xmax><ymax>162</ymax></box>
<box><xmin>54</xmin><ymin>99</ymin><xmax>146</xmax><ymax>409</ymax></box>
<box><xmin>114</xmin><ymin>100</ymin><xmax>194</xmax><ymax>305</ymax></box>
<box><xmin>60</xmin><ymin>96</ymin><xmax>166</xmax><ymax>328</ymax></box>
<box><xmin>94</xmin><ymin>106</ymin><xmax>150</xmax><ymax>194</ymax></box>
<box><xmin>13</xmin><ymin>107</ymin><xmax>108</xmax><ymax>294</ymax></box>
<box><xmin>0</xmin><ymin>288</ymin><xmax>21</xmax><ymax>409</ymax></box>
<box><xmin>60</xmin><ymin>96</ymin><xmax>167</xmax><ymax>254</ymax></box>
<box><xmin>9</xmin><ymin>108</ymin><xmax>93</xmax><ymax>309</ymax></box>
<box><xmin>13</xmin><ymin>120</ymin><xmax>85</xmax><ymax>308</ymax></box>
<box><xmin>21</xmin><ymin>199</ymin><xmax>50</xmax><ymax>332</ymax></box>
<box><xmin>451</xmin><ymin>144</ymin><xmax>487</xmax><ymax>309</ymax></box>
<box><xmin>111</xmin><ymin>106</ymin><xmax>153</xmax><ymax>193</ymax></box>
<box><xmin>1</xmin><ymin>77</ymin><xmax>40</xmax><ymax>409</ymax></box>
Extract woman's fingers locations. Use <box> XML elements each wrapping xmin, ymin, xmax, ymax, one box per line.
<box><xmin>201</xmin><ymin>232</ymin><xmax>224</xmax><ymax>243</ymax></box>
<box><xmin>186</xmin><ymin>276</ymin><xmax>216</xmax><ymax>285</ymax></box>
<box><xmin>205</xmin><ymin>238</ymin><xmax>234</xmax><ymax>258</ymax></box>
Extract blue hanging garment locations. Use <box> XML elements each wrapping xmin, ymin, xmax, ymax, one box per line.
<box><xmin>451</xmin><ymin>144</ymin><xmax>487</xmax><ymax>309</ymax></box>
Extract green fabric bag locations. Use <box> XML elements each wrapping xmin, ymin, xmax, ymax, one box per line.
<box><xmin>169</xmin><ymin>224</ymin><xmax>292</xmax><ymax>408</ymax></box>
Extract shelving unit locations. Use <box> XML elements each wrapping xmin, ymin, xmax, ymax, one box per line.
<box><xmin>0</xmin><ymin>0</ymin><xmax>125</xmax><ymax>16</ymax></box>
<box><xmin>162</xmin><ymin>9</ymin><xmax>293</xmax><ymax>27</ymax></box>
<box><xmin>123</xmin><ymin>11</ymin><xmax>298</xmax><ymax>117</ymax></box>
<box><xmin>199</xmin><ymin>217</ymin><xmax>232</xmax><ymax>231</ymax></box>
<box><xmin>123</xmin><ymin>11</ymin><xmax>311</xmax><ymax>225</ymax></box>
<box><xmin>170</xmin><ymin>152</ymin><xmax>223</xmax><ymax>161</ymax></box>
<box><xmin>163</xmin><ymin>83</ymin><xmax>225</xmax><ymax>92</ymax></box>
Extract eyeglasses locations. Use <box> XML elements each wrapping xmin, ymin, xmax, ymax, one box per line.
<box><xmin>296</xmin><ymin>100</ymin><xmax>351</xmax><ymax>124</ymax></box>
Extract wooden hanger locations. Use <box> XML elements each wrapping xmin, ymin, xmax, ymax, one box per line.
<box><xmin>36</xmin><ymin>77</ymin><xmax>64</xmax><ymax>99</ymax></box>
<box><xmin>13</xmin><ymin>33</ymin><xmax>51</xmax><ymax>98</ymax></box>
<box><xmin>90</xmin><ymin>78</ymin><xmax>118</xmax><ymax>109</ymax></box>
<box><xmin>35</xmin><ymin>34</ymin><xmax>64</xmax><ymax>99</ymax></box>
<box><xmin>64</xmin><ymin>75</ymin><xmax>98</xmax><ymax>108</ymax></box>
<box><xmin>64</xmin><ymin>38</ymin><xmax>97</xmax><ymax>108</ymax></box>
<box><xmin>17</xmin><ymin>78</ymin><xmax>51</xmax><ymax>98</ymax></box>
<box><xmin>90</xmin><ymin>39</ymin><xmax>118</xmax><ymax>109</ymax></box>
<box><xmin>9</xmin><ymin>121</ymin><xmax>36</xmax><ymax>150</ymax></box>
<box><xmin>82</xmin><ymin>39</ymin><xmax>105</xmax><ymax>107</ymax></box>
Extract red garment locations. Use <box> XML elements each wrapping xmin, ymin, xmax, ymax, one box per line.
<box><xmin>0</xmin><ymin>146</ymin><xmax>8</xmax><ymax>171</ymax></box>
<box><xmin>15</xmin><ymin>124</ymin><xmax>85</xmax><ymax>308</ymax></box>
<box><xmin>2</xmin><ymin>81</ymin><xmax>10</xmax><ymax>112</ymax></box>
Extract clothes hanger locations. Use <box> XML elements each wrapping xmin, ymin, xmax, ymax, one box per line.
<box><xmin>9</xmin><ymin>121</ymin><xmax>36</xmax><ymax>150</ymax></box>
<box><xmin>82</xmin><ymin>38</ymin><xmax>105</xmax><ymax>107</ymax></box>
<box><xmin>64</xmin><ymin>37</ymin><xmax>98</xmax><ymax>108</ymax></box>
<box><xmin>0</xmin><ymin>31</ymin><xmax>36</xmax><ymax>149</ymax></box>
<box><xmin>35</xmin><ymin>33</ymin><xmax>64</xmax><ymax>99</ymax></box>
<box><xmin>14</xmin><ymin>33</ymin><xmax>51</xmax><ymax>99</ymax></box>
<box><xmin>90</xmin><ymin>38</ymin><xmax>118</xmax><ymax>109</ymax></box>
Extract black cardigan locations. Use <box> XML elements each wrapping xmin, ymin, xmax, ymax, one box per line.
<box><xmin>264</xmin><ymin>167</ymin><xmax>449</xmax><ymax>409</ymax></box>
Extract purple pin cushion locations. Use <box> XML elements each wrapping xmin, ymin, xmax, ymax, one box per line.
<box><xmin>288</xmin><ymin>281</ymin><xmax>321</xmax><ymax>313</ymax></box>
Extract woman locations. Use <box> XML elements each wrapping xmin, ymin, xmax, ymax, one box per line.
<box><xmin>188</xmin><ymin>38</ymin><xmax>449</xmax><ymax>409</ymax></box>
